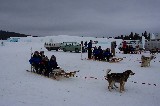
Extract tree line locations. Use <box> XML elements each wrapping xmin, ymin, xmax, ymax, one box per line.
<box><xmin>0</xmin><ymin>30</ymin><xmax>31</xmax><ymax>40</ymax></box>
<box><xmin>115</xmin><ymin>31</ymin><xmax>151</xmax><ymax>40</ymax></box>
<box><xmin>0</xmin><ymin>29</ymin><xmax>151</xmax><ymax>40</ymax></box>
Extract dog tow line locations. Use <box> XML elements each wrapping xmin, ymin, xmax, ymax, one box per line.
<box><xmin>129</xmin><ymin>80</ymin><xmax>157</xmax><ymax>87</ymax></box>
<box><xmin>26</xmin><ymin>70</ymin><xmax>159</xmax><ymax>87</ymax></box>
<box><xmin>76</xmin><ymin>75</ymin><xmax>159</xmax><ymax>87</ymax></box>
<box><xmin>75</xmin><ymin>75</ymin><xmax>105</xmax><ymax>81</ymax></box>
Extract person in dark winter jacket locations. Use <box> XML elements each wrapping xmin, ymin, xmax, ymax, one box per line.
<box><xmin>29</xmin><ymin>51</ymin><xmax>41</xmax><ymax>72</ymax></box>
<box><xmin>88</xmin><ymin>40</ymin><xmax>93</xmax><ymax>59</ymax></box>
<box><xmin>97</xmin><ymin>46</ymin><xmax>103</xmax><ymax>61</ymax></box>
<box><xmin>103</xmin><ymin>48</ymin><xmax>112</xmax><ymax>62</ymax></box>
<box><xmin>39</xmin><ymin>56</ymin><xmax>49</xmax><ymax>75</ymax></box>
<box><xmin>48</xmin><ymin>55</ymin><xmax>59</xmax><ymax>73</ymax></box>
<box><xmin>84</xmin><ymin>41</ymin><xmax>88</xmax><ymax>52</ymax></box>
<box><xmin>93</xmin><ymin>46</ymin><xmax>99</xmax><ymax>60</ymax></box>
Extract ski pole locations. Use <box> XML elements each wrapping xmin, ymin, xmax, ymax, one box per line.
<box><xmin>31</xmin><ymin>47</ymin><xmax>33</xmax><ymax>72</ymax></box>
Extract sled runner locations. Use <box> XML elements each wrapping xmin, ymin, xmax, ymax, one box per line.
<box><xmin>26</xmin><ymin>68</ymin><xmax>80</xmax><ymax>80</ymax></box>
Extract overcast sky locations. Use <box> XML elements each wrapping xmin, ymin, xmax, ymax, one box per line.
<box><xmin>0</xmin><ymin>0</ymin><xmax>160</xmax><ymax>37</ymax></box>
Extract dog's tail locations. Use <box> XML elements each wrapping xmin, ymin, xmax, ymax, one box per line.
<box><xmin>74</xmin><ymin>70</ymin><xmax>80</xmax><ymax>73</ymax></box>
<box><xmin>106</xmin><ymin>69</ymin><xmax>111</xmax><ymax>75</ymax></box>
<box><xmin>150</xmin><ymin>55</ymin><xmax>156</xmax><ymax>60</ymax></box>
<box><xmin>141</xmin><ymin>55</ymin><xmax>145</xmax><ymax>60</ymax></box>
<box><xmin>104</xmin><ymin>69</ymin><xmax>111</xmax><ymax>80</ymax></box>
<box><xmin>104</xmin><ymin>69</ymin><xmax>111</xmax><ymax>78</ymax></box>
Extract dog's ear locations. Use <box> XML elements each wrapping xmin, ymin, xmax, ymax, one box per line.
<box><xmin>126</xmin><ymin>70</ymin><xmax>131</xmax><ymax>72</ymax></box>
<box><xmin>107</xmin><ymin>69</ymin><xmax>111</xmax><ymax>71</ymax></box>
<box><xmin>126</xmin><ymin>70</ymin><xmax>135</xmax><ymax>75</ymax></box>
<box><xmin>125</xmin><ymin>70</ymin><xmax>131</xmax><ymax>74</ymax></box>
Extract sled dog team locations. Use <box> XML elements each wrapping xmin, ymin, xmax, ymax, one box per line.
<box><xmin>29</xmin><ymin>51</ymin><xmax>156</xmax><ymax>93</ymax></box>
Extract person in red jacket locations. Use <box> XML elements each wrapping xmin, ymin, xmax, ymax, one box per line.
<box><xmin>122</xmin><ymin>41</ymin><xmax>127</xmax><ymax>54</ymax></box>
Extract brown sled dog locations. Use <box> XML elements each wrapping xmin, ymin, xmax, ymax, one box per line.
<box><xmin>141</xmin><ymin>55</ymin><xmax>156</xmax><ymax>67</ymax></box>
<box><xmin>64</xmin><ymin>70</ymin><xmax>80</xmax><ymax>78</ymax></box>
<box><xmin>104</xmin><ymin>69</ymin><xmax>135</xmax><ymax>93</ymax></box>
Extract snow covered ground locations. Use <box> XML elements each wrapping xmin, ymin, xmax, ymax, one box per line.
<box><xmin>0</xmin><ymin>36</ymin><xmax>160</xmax><ymax>106</ymax></box>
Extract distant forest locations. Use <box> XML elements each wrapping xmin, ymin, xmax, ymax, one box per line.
<box><xmin>0</xmin><ymin>30</ymin><xmax>31</xmax><ymax>40</ymax></box>
<box><xmin>114</xmin><ymin>31</ymin><xmax>151</xmax><ymax>40</ymax></box>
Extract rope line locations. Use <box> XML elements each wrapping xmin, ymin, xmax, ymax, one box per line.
<box><xmin>27</xmin><ymin>70</ymin><xmax>158</xmax><ymax>87</ymax></box>
<box><xmin>75</xmin><ymin>75</ymin><xmax>158</xmax><ymax>87</ymax></box>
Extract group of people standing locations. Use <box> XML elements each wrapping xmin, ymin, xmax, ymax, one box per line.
<box><xmin>29</xmin><ymin>51</ymin><xmax>59</xmax><ymax>77</ymax></box>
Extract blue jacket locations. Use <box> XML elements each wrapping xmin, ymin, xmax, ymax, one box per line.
<box><xmin>29</xmin><ymin>57</ymin><xmax>41</xmax><ymax>64</ymax></box>
<box><xmin>103</xmin><ymin>51</ymin><xmax>111</xmax><ymax>57</ymax></box>
<box><xmin>93</xmin><ymin>49</ymin><xmax>99</xmax><ymax>55</ymax></box>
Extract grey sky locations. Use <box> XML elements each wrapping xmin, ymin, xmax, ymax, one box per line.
<box><xmin>0</xmin><ymin>0</ymin><xmax>160</xmax><ymax>37</ymax></box>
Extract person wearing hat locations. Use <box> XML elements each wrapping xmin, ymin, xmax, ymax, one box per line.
<box><xmin>29</xmin><ymin>51</ymin><xmax>41</xmax><ymax>73</ymax></box>
<box><xmin>48</xmin><ymin>55</ymin><xmax>58</xmax><ymax>70</ymax></box>
<box><xmin>40</xmin><ymin>56</ymin><xmax>49</xmax><ymax>76</ymax></box>
<box><xmin>87</xmin><ymin>40</ymin><xmax>93</xmax><ymax>59</ymax></box>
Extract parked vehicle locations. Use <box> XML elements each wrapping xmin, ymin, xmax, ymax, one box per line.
<box><xmin>44</xmin><ymin>42</ymin><xmax>61</xmax><ymax>51</ymax></box>
<box><xmin>60</xmin><ymin>42</ymin><xmax>81</xmax><ymax>53</ymax></box>
<box><xmin>7</xmin><ymin>37</ymin><xmax>20</xmax><ymax>42</ymax></box>
<box><xmin>144</xmin><ymin>39</ymin><xmax>160</xmax><ymax>51</ymax></box>
<box><xmin>118</xmin><ymin>40</ymin><xmax>143</xmax><ymax>51</ymax></box>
